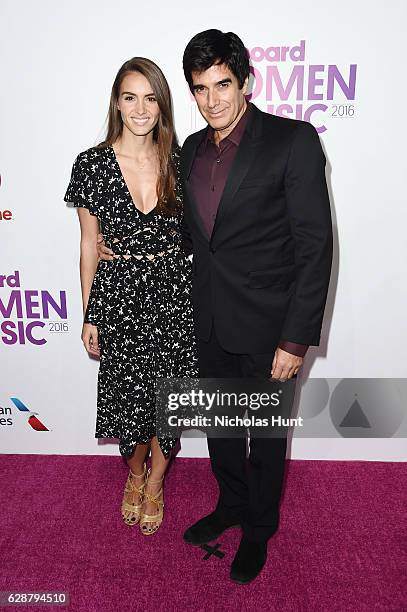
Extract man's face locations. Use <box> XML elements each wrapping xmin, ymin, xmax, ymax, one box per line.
<box><xmin>191</xmin><ymin>63</ymin><xmax>248</xmax><ymax>136</ymax></box>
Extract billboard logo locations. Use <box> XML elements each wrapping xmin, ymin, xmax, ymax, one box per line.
<box><xmin>247</xmin><ymin>40</ymin><xmax>357</xmax><ymax>133</ymax></box>
<box><xmin>0</xmin><ymin>270</ymin><xmax>69</xmax><ymax>346</ymax></box>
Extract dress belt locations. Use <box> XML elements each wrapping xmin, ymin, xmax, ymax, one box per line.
<box><xmin>108</xmin><ymin>240</ymin><xmax>181</xmax><ymax>261</ymax></box>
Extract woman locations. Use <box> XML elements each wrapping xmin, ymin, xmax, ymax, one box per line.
<box><xmin>64</xmin><ymin>57</ymin><xmax>197</xmax><ymax>535</ymax></box>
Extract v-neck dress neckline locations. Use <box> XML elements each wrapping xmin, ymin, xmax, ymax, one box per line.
<box><xmin>109</xmin><ymin>145</ymin><xmax>158</xmax><ymax>216</ymax></box>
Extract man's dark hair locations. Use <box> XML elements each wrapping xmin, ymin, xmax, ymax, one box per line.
<box><xmin>183</xmin><ymin>29</ymin><xmax>250</xmax><ymax>92</ymax></box>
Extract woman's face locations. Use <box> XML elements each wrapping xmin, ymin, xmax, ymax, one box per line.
<box><xmin>117</xmin><ymin>72</ymin><xmax>160</xmax><ymax>137</ymax></box>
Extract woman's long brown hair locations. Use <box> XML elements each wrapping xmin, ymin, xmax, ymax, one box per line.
<box><xmin>98</xmin><ymin>57</ymin><xmax>179</xmax><ymax>215</ymax></box>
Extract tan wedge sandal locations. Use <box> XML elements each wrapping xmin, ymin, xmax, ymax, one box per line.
<box><xmin>121</xmin><ymin>463</ymin><xmax>147</xmax><ymax>526</ymax></box>
<box><xmin>139</xmin><ymin>469</ymin><xmax>164</xmax><ymax>535</ymax></box>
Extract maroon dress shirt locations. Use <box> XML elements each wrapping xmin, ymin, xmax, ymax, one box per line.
<box><xmin>189</xmin><ymin>103</ymin><xmax>308</xmax><ymax>358</ymax></box>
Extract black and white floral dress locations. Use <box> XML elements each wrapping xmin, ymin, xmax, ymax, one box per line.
<box><xmin>64</xmin><ymin>145</ymin><xmax>198</xmax><ymax>457</ymax></box>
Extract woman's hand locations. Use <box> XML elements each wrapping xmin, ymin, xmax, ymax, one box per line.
<box><xmin>82</xmin><ymin>323</ymin><xmax>100</xmax><ymax>357</ymax></box>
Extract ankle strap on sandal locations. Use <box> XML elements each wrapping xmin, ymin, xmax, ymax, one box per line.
<box><xmin>144</xmin><ymin>490</ymin><xmax>163</xmax><ymax>506</ymax></box>
<box><xmin>130</xmin><ymin>464</ymin><xmax>146</xmax><ymax>479</ymax></box>
<box><xmin>146</xmin><ymin>477</ymin><xmax>163</xmax><ymax>485</ymax></box>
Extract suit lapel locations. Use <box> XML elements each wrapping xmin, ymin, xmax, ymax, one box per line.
<box><xmin>182</xmin><ymin>127</ymin><xmax>211</xmax><ymax>240</ymax></box>
<box><xmin>210</xmin><ymin>105</ymin><xmax>263</xmax><ymax>241</ymax></box>
<box><xmin>181</xmin><ymin>128</ymin><xmax>207</xmax><ymax>182</ymax></box>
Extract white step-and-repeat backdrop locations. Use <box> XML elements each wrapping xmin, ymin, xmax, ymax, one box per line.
<box><xmin>1</xmin><ymin>0</ymin><xmax>406</xmax><ymax>460</ymax></box>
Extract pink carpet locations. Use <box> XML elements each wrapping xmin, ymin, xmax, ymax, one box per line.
<box><xmin>0</xmin><ymin>455</ymin><xmax>405</xmax><ymax>612</ymax></box>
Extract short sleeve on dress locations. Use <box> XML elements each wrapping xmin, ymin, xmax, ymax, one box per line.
<box><xmin>64</xmin><ymin>152</ymin><xmax>98</xmax><ymax>215</ymax></box>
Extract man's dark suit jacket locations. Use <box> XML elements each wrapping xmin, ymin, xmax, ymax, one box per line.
<box><xmin>180</xmin><ymin>103</ymin><xmax>333</xmax><ymax>354</ymax></box>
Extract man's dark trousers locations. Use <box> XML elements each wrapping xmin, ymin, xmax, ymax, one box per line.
<box><xmin>198</xmin><ymin>323</ymin><xmax>291</xmax><ymax>543</ymax></box>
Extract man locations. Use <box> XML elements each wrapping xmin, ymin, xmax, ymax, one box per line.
<box><xmin>180</xmin><ymin>29</ymin><xmax>332</xmax><ymax>583</ymax></box>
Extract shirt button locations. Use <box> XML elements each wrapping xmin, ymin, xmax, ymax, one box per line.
<box><xmin>216</xmin><ymin>158</ymin><xmax>221</xmax><ymax>163</ymax></box>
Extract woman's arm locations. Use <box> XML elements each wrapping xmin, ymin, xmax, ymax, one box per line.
<box><xmin>77</xmin><ymin>207</ymin><xmax>99</xmax><ymax>314</ymax></box>
<box><xmin>77</xmin><ymin>208</ymin><xmax>100</xmax><ymax>356</ymax></box>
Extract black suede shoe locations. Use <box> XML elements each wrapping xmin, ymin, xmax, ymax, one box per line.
<box><xmin>230</xmin><ymin>536</ymin><xmax>267</xmax><ymax>584</ymax></box>
<box><xmin>183</xmin><ymin>511</ymin><xmax>240</xmax><ymax>545</ymax></box>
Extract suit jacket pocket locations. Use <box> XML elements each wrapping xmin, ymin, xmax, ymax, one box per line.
<box><xmin>248</xmin><ymin>263</ymin><xmax>296</xmax><ymax>289</ymax></box>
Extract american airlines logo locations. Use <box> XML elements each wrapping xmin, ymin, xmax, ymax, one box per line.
<box><xmin>10</xmin><ymin>397</ymin><xmax>49</xmax><ymax>431</ymax></box>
